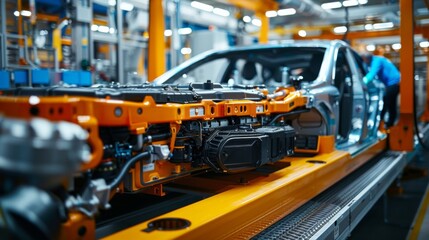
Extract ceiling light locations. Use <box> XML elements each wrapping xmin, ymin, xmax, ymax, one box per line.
<box><xmin>20</xmin><ymin>10</ymin><xmax>31</xmax><ymax>17</ymax></box>
<box><xmin>277</xmin><ymin>8</ymin><xmax>296</xmax><ymax>16</ymax></box>
<box><xmin>265</xmin><ymin>10</ymin><xmax>277</xmax><ymax>18</ymax></box>
<box><xmin>420</xmin><ymin>41</ymin><xmax>429</xmax><ymax>48</ymax></box>
<box><xmin>91</xmin><ymin>25</ymin><xmax>99</xmax><ymax>31</ymax></box>
<box><xmin>321</xmin><ymin>2</ymin><xmax>342</xmax><ymax>9</ymax></box>
<box><xmin>252</xmin><ymin>18</ymin><xmax>262</xmax><ymax>27</ymax></box>
<box><xmin>298</xmin><ymin>30</ymin><xmax>307</xmax><ymax>37</ymax></box>
<box><xmin>417</xmin><ymin>8</ymin><xmax>429</xmax><ymax>14</ymax></box>
<box><xmin>164</xmin><ymin>29</ymin><xmax>172</xmax><ymax>36</ymax></box>
<box><xmin>366</xmin><ymin>44</ymin><xmax>376</xmax><ymax>51</ymax></box>
<box><xmin>109</xmin><ymin>28</ymin><xmax>115</xmax><ymax>34</ymax></box>
<box><xmin>333</xmin><ymin>26</ymin><xmax>347</xmax><ymax>33</ymax></box>
<box><xmin>120</xmin><ymin>2</ymin><xmax>134</xmax><ymax>11</ymax></box>
<box><xmin>191</xmin><ymin>1</ymin><xmax>213</xmax><ymax>12</ymax></box>
<box><xmin>392</xmin><ymin>43</ymin><xmax>401</xmax><ymax>50</ymax></box>
<box><xmin>178</xmin><ymin>27</ymin><xmax>192</xmax><ymax>35</ymax></box>
<box><xmin>98</xmin><ymin>26</ymin><xmax>110</xmax><ymax>33</ymax></box>
<box><xmin>419</xmin><ymin>19</ymin><xmax>429</xmax><ymax>25</ymax></box>
<box><xmin>343</xmin><ymin>0</ymin><xmax>359</xmax><ymax>7</ymax></box>
<box><xmin>108</xmin><ymin>0</ymin><xmax>116</xmax><ymax>6</ymax></box>
<box><xmin>13</xmin><ymin>11</ymin><xmax>19</xmax><ymax>17</ymax></box>
<box><xmin>358</xmin><ymin>0</ymin><xmax>368</xmax><ymax>4</ymax></box>
<box><xmin>243</xmin><ymin>16</ymin><xmax>251</xmax><ymax>23</ymax></box>
<box><xmin>213</xmin><ymin>8</ymin><xmax>230</xmax><ymax>17</ymax></box>
<box><xmin>364</xmin><ymin>24</ymin><xmax>373</xmax><ymax>30</ymax></box>
<box><xmin>181</xmin><ymin>47</ymin><xmax>192</xmax><ymax>55</ymax></box>
<box><xmin>372</xmin><ymin>22</ymin><xmax>394</xmax><ymax>29</ymax></box>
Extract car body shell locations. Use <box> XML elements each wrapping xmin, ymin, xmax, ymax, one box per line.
<box><xmin>154</xmin><ymin>40</ymin><xmax>385</xmax><ymax>150</ymax></box>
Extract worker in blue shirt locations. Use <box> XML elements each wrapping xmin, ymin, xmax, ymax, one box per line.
<box><xmin>362</xmin><ymin>53</ymin><xmax>400</xmax><ymax>128</ymax></box>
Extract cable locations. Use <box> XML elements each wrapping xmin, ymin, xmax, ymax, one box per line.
<box><xmin>108</xmin><ymin>151</ymin><xmax>150</xmax><ymax>190</ymax></box>
<box><xmin>267</xmin><ymin>108</ymin><xmax>310</xmax><ymax>126</ymax></box>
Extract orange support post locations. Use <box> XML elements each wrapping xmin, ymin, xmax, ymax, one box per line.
<box><xmin>18</xmin><ymin>0</ymin><xmax>23</xmax><ymax>46</ymax></box>
<box><xmin>148</xmin><ymin>0</ymin><xmax>166</xmax><ymax>82</ymax></box>
<box><xmin>389</xmin><ymin>0</ymin><xmax>415</xmax><ymax>151</ymax></box>
<box><xmin>257</xmin><ymin>12</ymin><xmax>269</xmax><ymax>44</ymax></box>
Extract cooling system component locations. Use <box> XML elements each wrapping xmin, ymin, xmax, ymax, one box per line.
<box><xmin>204</xmin><ymin>125</ymin><xmax>295</xmax><ymax>173</ymax></box>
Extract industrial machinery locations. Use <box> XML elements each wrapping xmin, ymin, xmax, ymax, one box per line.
<box><xmin>0</xmin><ymin>82</ymin><xmax>313</xmax><ymax>238</ymax></box>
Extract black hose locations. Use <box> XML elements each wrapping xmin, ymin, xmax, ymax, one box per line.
<box><xmin>267</xmin><ymin>108</ymin><xmax>310</xmax><ymax>126</ymax></box>
<box><xmin>108</xmin><ymin>151</ymin><xmax>150</xmax><ymax>190</ymax></box>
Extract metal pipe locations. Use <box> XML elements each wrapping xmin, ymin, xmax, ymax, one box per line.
<box><xmin>116</xmin><ymin>0</ymin><xmax>124</xmax><ymax>84</ymax></box>
<box><xmin>0</xmin><ymin>0</ymin><xmax>6</xmax><ymax>69</ymax></box>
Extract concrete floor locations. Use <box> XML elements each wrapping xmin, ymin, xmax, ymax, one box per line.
<box><xmin>349</xmin><ymin>147</ymin><xmax>429</xmax><ymax>240</ymax></box>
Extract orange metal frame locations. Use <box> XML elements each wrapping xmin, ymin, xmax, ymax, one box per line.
<box><xmin>103</xmin><ymin>136</ymin><xmax>386</xmax><ymax>239</ymax></box>
<box><xmin>0</xmin><ymin>87</ymin><xmax>308</xmax><ymax>189</ymax></box>
<box><xmin>389</xmin><ymin>0</ymin><xmax>415</xmax><ymax>151</ymax></box>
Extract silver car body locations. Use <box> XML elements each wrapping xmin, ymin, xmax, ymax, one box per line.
<box><xmin>153</xmin><ymin>40</ymin><xmax>385</xmax><ymax>152</ymax></box>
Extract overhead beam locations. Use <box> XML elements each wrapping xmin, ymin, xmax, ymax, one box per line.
<box><xmin>226</xmin><ymin>0</ymin><xmax>278</xmax><ymax>13</ymax></box>
<box><xmin>287</xmin><ymin>26</ymin><xmax>429</xmax><ymax>40</ymax></box>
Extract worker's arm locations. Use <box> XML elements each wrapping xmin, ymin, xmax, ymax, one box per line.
<box><xmin>363</xmin><ymin>57</ymin><xmax>382</xmax><ymax>84</ymax></box>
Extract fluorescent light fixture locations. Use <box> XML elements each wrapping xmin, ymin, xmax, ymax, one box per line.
<box><xmin>243</xmin><ymin>16</ymin><xmax>251</xmax><ymax>23</ymax></box>
<box><xmin>181</xmin><ymin>47</ymin><xmax>192</xmax><ymax>55</ymax></box>
<box><xmin>265</xmin><ymin>10</ymin><xmax>277</xmax><ymax>18</ymax></box>
<box><xmin>14</xmin><ymin>11</ymin><xmax>19</xmax><ymax>16</ymax></box>
<box><xmin>364</xmin><ymin>24</ymin><xmax>373</xmax><ymax>30</ymax></box>
<box><xmin>333</xmin><ymin>26</ymin><xmax>347</xmax><ymax>33</ymax></box>
<box><xmin>298</xmin><ymin>30</ymin><xmax>307</xmax><ymax>37</ymax></box>
<box><xmin>321</xmin><ymin>1</ymin><xmax>342</xmax><ymax>9</ymax></box>
<box><xmin>419</xmin><ymin>19</ymin><xmax>429</xmax><ymax>25</ymax></box>
<box><xmin>98</xmin><ymin>26</ymin><xmax>110</xmax><ymax>33</ymax></box>
<box><xmin>343</xmin><ymin>0</ymin><xmax>359</xmax><ymax>7</ymax></box>
<box><xmin>277</xmin><ymin>8</ymin><xmax>296</xmax><ymax>16</ymax></box>
<box><xmin>108</xmin><ymin>0</ymin><xmax>116</xmax><ymax>6</ymax></box>
<box><xmin>178</xmin><ymin>27</ymin><xmax>192</xmax><ymax>35</ymax></box>
<box><xmin>109</xmin><ymin>28</ymin><xmax>115</xmax><ymax>34</ymax></box>
<box><xmin>392</xmin><ymin>43</ymin><xmax>401</xmax><ymax>50</ymax></box>
<box><xmin>372</xmin><ymin>22</ymin><xmax>394</xmax><ymax>29</ymax></box>
<box><xmin>20</xmin><ymin>10</ymin><xmax>31</xmax><ymax>17</ymax></box>
<box><xmin>191</xmin><ymin>1</ymin><xmax>213</xmax><ymax>12</ymax></box>
<box><xmin>213</xmin><ymin>8</ymin><xmax>230</xmax><ymax>17</ymax></box>
<box><xmin>252</xmin><ymin>18</ymin><xmax>262</xmax><ymax>27</ymax></box>
<box><xmin>366</xmin><ymin>44</ymin><xmax>376</xmax><ymax>51</ymax></box>
<box><xmin>358</xmin><ymin>0</ymin><xmax>368</xmax><ymax>4</ymax></box>
<box><xmin>120</xmin><ymin>2</ymin><xmax>134</xmax><ymax>11</ymax></box>
<box><xmin>91</xmin><ymin>24</ymin><xmax>99</xmax><ymax>31</ymax></box>
<box><xmin>164</xmin><ymin>29</ymin><xmax>172</xmax><ymax>36</ymax></box>
<box><xmin>417</xmin><ymin>8</ymin><xmax>429</xmax><ymax>14</ymax></box>
<box><xmin>420</xmin><ymin>41</ymin><xmax>429</xmax><ymax>48</ymax></box>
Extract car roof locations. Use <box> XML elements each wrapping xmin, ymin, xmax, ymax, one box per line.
<box><xmin>153</xmin><ymin>40</ymin><xmax>349</xmax><ymax>85</ymax></box>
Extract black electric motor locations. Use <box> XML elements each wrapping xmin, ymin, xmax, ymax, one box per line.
<box><xmin>204</xmin><ymin>125</ymin><xmax>295</xmax><ymax>173</ymax></box>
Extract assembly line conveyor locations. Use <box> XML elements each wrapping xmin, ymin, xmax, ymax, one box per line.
<box><xmin>253</xmin><ymin>151</ymin><xmax>407</xmax><ymax>240</ymax></box>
